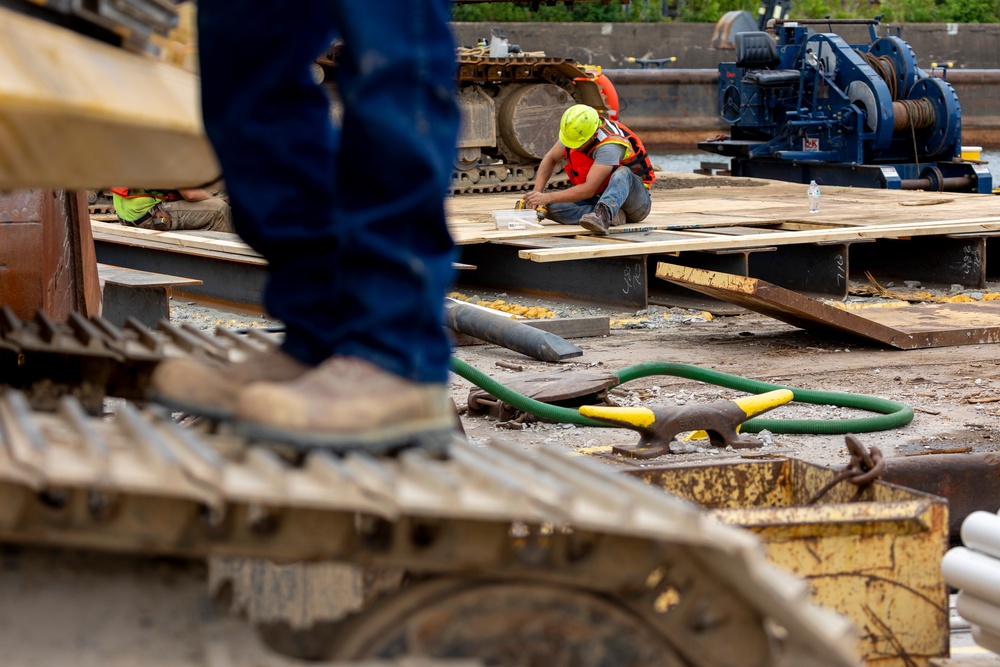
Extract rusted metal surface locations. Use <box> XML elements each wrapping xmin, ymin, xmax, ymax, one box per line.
<box><xmin>881</xmin><ymin>452</ymin><xmax>1000</xmax><ymax>542</ymax></box>
<box><xmin>0</xmin><ymin>393</ymin><xmax>860</xmax><ymax>666</ymax></box>
<box><xmin>0</xmin><ymin>189</ymin><xmax>98</xmax><ymax>321</ymax></box>
<box><xmin>851</xmin><ymin>235</ymin><xmax>987</xmax><ymax>290</ymax></box>
<box><xmin>630</xmin><ymin>453</ymin><xmax>950</xmax><ymax>667</ymax></box>
<box><xmin>657</xmin><ymin>262</ymin><xmax>1000</xmax><ymax>349</ymax></box>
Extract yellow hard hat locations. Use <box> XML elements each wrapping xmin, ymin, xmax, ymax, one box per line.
<box><xmin>559</xmin><ymin>104</ymin><xmax>600</xmax><ymax>149</ymax></box>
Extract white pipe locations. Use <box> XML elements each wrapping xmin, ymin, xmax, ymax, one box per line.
<box><xmin>961</xmin><ymin>511</ymin><xmax>1000</xmax><ymax>560</ymax></box>
<box><xmin>956</xmin><ymin>591</ymin><xmax>1000</xmax><ymax>631</ymax></box>
<box><xmin>973</xmin><ymin>624</ymin><xmax>1000</xmax><ymax>655</ymax></box>
<box><xmin>942</xmin><ymin>547</ymin><xmax>1000</xmax><ymax>607</ymax></box>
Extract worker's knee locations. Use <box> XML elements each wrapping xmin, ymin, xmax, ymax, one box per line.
<box><xmin>203</xmin><ymin>198</ymin><xmax>234</xmax><ymax>232</ymax></box>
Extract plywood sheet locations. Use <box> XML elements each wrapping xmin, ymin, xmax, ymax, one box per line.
<box><xmin>656</xmin><ymin>262</ymin><xmax>1000</xmax><ymax>350</ymax></box>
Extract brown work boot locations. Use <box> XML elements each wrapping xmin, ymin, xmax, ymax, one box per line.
<box><xmin>233</xmin><ymin>356</ymin><xmax>456</xmax><ymax>453</ymax></box>
<box><xmin>148</xmin><ymin>348</ymin><xmax>309</xmax><ymax>420</ymax></box>
<box><xmin>579</xmin><ymin>203</ymin><xmax>622</xmax><ymax>235</ymax></box>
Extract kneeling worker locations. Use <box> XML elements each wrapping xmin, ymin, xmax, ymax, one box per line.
<box><xmin>523</xmin><ymin>104</ymin><xmax>655</xmax><ymax>235</ymax></box>
<box><xmin>112</xmin><ymin>187</ymin><xmax>234</xmax><ymax>233</ymax></box>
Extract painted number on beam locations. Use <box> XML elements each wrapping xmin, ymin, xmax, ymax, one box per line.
<box><xmin>623</xmin><ymin>262</ymin><xmax>644</xmax><ymax>295</ymax></box>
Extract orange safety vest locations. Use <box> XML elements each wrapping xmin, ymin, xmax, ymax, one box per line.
<box><xmin>563</xmin><ymin>119</ymin><xmax>655</xmax><ymax>193</ymax></box>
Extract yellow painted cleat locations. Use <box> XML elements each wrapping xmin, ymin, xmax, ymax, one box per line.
<box><xmin>579</xmin><ymin>405</ymin><xmax>656</xmax><ymax>429</ymax></box>
<box><xmin>684</xmin><ymin>389</ymin><xmax>793</xmax><ymax>441</ymax></box>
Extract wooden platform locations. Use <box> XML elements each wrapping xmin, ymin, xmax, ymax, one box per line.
<box><xmin>92</xmin><ymin>174</ymin><xmax>1000</xmax><ymax>310</ymax></box>
<box><xmin>450</xmin><ymin>174</ymin><xmax>1000</xmax><ymax>308</ymax></box>
<box><xmin>448</xmin><ymin>175</ymin><xmax>1000</xmax><ymax>253</ymax></box>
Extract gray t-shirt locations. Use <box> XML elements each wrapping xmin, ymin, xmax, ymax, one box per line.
<box><xmin>592</xmin><ymin>143</ymin><xmax>626</xmax><ymax>166</ymax></box>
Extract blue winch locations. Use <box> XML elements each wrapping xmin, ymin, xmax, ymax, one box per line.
<box><xmin>699</xmin><ymin>19</ymin><xmax>993</xmax><ymax>193</ymax></box>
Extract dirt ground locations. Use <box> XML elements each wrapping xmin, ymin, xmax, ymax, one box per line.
<box><xmin>171</xmin><ymin>290</ymin><xmax>1000</xmax><ymax>475</ymax></box>
<box><xmin>449</xmin><ymin>300</ymin><xmax>1000</xmax><ymax>473</ymax></box>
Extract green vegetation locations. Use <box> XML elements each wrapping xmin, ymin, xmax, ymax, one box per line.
<box><xmin>451</xmin><ymin>0</ymin><xmax>1000</xmax><ymax>23</ymax></box>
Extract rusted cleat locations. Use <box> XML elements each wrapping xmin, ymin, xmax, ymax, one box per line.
<box><xmin>580</xmin><ymin>389</ymin><xmax>793</xmax><ymax>459</ymax></box>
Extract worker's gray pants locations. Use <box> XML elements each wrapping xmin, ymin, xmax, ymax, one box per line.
<box><xmin>160</xmin><ymin>198</ymin><xmax>234</xmax><ymax>233</ymax></box>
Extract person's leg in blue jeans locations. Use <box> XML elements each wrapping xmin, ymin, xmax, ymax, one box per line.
<box><xmin>598</xmin><ymin>167</ymin><xmax>652</xmax><ymax>224</ymax></box>
<box><xmin>545</xmin><ymin>197</ymin><xmax>599</xmax><ymax>225</ymax></box>
<box><xmin>547</xmin><ymin>168</ymin><xmax>651</xmax><ymax>229</ymax></box>
<box><xmin>151</xmin><ymin>0</ymin><xmax>460</xmax><ymax>448</ymax></box>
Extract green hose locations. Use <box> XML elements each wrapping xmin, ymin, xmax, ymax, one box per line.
<box><xmin>451</xmin><ymin>357</ymin><xmax>913</xmax><ymax>435</ymax></box>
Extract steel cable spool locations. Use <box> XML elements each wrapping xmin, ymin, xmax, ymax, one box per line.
<box><xmin>868</xmin><ymin>36</ymin><xmax>921</xmax><ymax>100</ymax></box>
<box><xmin>858</xmin><ymin>51</ymin><xmax>898</xmax><ymax>100</ymax></box>
<box><xmin>904</xmin><ymin>76</ymin><xmax>963</xmax><ymax>158</ymax></box>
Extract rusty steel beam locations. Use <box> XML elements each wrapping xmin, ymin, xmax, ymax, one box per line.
<box><xmin>0</xmin><ymin>190</ymin><xmax>101</xmax><ymax>320</ymax></box>
<box><xmin>881</xmin><ymin>453</ymin><xmax>1000</xmax><ymax>542</ymax></box>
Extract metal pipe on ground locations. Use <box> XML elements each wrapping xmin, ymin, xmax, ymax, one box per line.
<box><xmin>443</xmin><ymin>300</ymin><xmax>582</xmax><ymax>362</ymax></box>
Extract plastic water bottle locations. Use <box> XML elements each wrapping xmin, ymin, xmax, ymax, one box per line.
<box><xmin>807</xmin><ymin>180</ymin><xmax>821</xmax><ymax>213</ymax></box>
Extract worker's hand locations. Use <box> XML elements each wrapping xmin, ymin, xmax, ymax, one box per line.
<box><xmin>523</xmin><ymin>191</ymin><xmax>549</xmax><ymax>208</ymax></box>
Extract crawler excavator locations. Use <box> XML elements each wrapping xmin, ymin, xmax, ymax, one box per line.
<box><xmin>318</xmin><ymin>38</ymin><xmax>616</xmax><ymax>195</ymax></box>
<box><xmin>0</xmin><ymin>1</ymin><xmax>861</xmax><ymax>665</ymax></box>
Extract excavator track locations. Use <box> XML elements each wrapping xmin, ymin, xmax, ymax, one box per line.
<box><xmin>450</xmin><ymin>56</ymin><xmax>604</xmax><ymax>195</ymax></box>
<box><xmin>0</xmin><ymin>313</ymin><xmax>859</xmax><ymax>666</ymax></box>
<box><xmin>318</xmin><ymin>48</ymin><xmax>603</xmax><ymax>196</ymax></box>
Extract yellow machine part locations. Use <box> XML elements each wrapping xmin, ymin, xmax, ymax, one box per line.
<box><xmin>635</xmin><ymin>458</ymin><xmax>950</xmax><ymax>667</ymax></box>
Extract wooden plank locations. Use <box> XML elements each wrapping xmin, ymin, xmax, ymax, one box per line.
<box><xmin>91</xmin><ymin>221</ymin><xmax>261</xmax><ymax>258</ymax></box>
<box><xmin>491</xmin><ymin>236</ymin><xmax>613</xmax><ymax>249</ymax></box>
<box><xmin>0</xmin><ymin>6</ymin><xmax>218</xmax><ymax>191</ymax></box>
<box><xmin>521</xmin><ymin>217</ymin><xmax>1000</xmax><ymax>263</ymax></box>
<box><xmin>92</xmin><ymin>229</ymin><xmax>269</xmax><ymax>266</ymax></box>
<box><xmin>656</xmin><ymin>263</ymin><xmax>1000</xmax><ymax>350</ymax></box>
<box><xmin>98</xmin><ymin>264</ymin><xmax>202</xmax><ymax>288</ymax></box>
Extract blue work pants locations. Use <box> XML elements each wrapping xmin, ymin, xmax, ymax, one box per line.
<box><xmin>546</xmin><ymin>167</ymin><xmax>652</xmax><ymax>225</ymax></box>
<box><xmin>198</xmin><ymin>0</ymin><xmax>459</xmax><ymax>383</ymax></box>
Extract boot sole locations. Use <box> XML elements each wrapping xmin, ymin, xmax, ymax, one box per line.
<box><xmin>579</xmin><ymin>219</ymin><xmax>608</xmax><ymax>235</ymax></box>
<box><xmin>234</xmin><ymin>415</ymin><xmax>456</xmax><ymax>456</ymax></box>
<box><xmin>147</xmin><ymin>390</ymin><xmax>235</xmax><ymax>422</ymax></box>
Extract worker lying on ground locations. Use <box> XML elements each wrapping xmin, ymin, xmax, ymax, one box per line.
<box><xmin>523</xmin><ymin>104</ymin><xmax>655</xmax><ymax>235</ymax></box>
<box><xmin>111</xmin><ymin>186</ymin><xmax>234</xmax><ymax>232</ymax></box>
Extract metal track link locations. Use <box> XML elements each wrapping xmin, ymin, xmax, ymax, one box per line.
<box><xmin>0</xmin><ymin>388</ymin><xmax>858</xmax><ymax>666</ymax></box>
<box><xmin>451</xmin><ymin>166</ymin><xmax>570</xmax><ymax>195</ymax></box>
<box><xmin>0</xmin><ymin>308</ymin><xmax>275</xmax><ymax>412</ymax></box>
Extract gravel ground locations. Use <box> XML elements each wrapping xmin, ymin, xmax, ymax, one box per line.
<box><xmin>167</xmin><ymin>281</ymin><xmax>1000</xmax><ymax>474</ymax></box>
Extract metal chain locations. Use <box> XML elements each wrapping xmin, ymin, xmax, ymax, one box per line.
<box><xmin>807</xmin><ymin>434</ymin><xmax>886</xmax><ymax>505</ymax></box>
